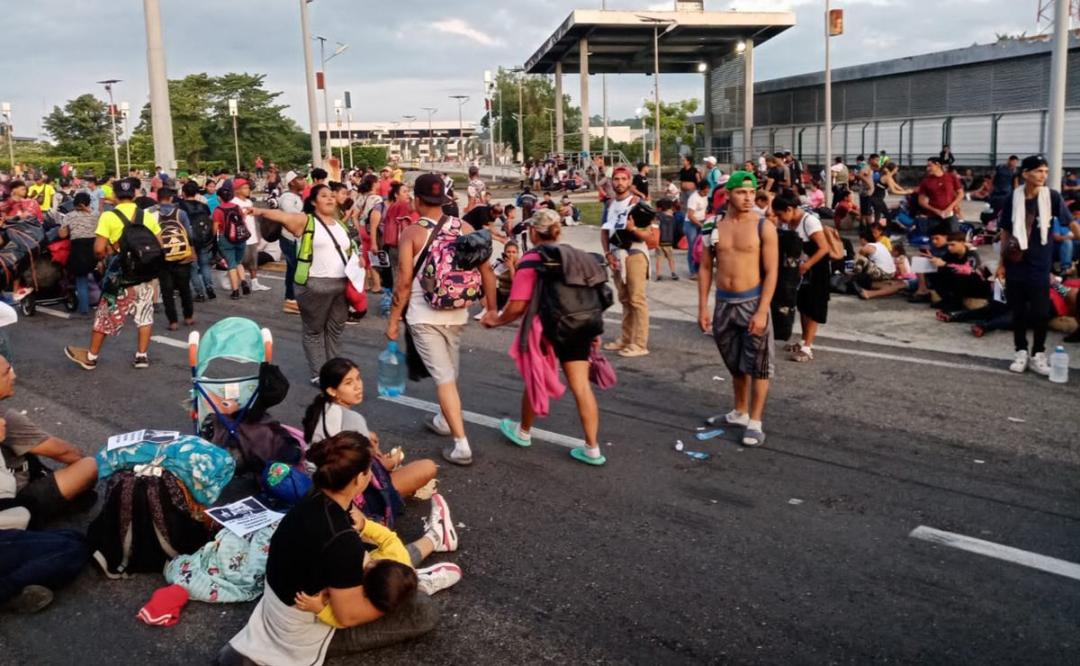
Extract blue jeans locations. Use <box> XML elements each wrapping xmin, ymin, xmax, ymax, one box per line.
<box><xmin>74</xmin><ymin>275</ymin><xmax>91</xmax><ymax>315</ymax></box>
<box><xmin>0</xmin><ymin>529</ymin><xmax>89</xmax><ymax>604</ymax></box>
<box><xmin>190</xmin><ymin>246</ymin><xmax>214</xmax><ymax>298</ymax></box>
<box><xmin>683</xmin><ymin>221</ymin><xmax>701</xmax><ymax>276</ymax></box>
<box><xmin>280</xmin><ymin>237</ymin><xmax>297</xmax><ymax>301</ymax></box>
<box><xmin>1057</xmin><ymin>239</ymin><xmax>1080</xmax><ymax>269</ymax></box>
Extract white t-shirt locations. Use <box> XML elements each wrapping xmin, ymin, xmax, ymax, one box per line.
<box><xmin>686</xmin><ymin>192</ymin><xmax>709</xmax><ymax>225</ymax></box>
<box><xmin>233</xmin><ymin>196</ymin><xmax>259</xmax><ymax>245</ymax></box>
<box><xmin>308</xmin><ymin>218</ymin><xmax>351</xmax><ymax>279</ymax></box>
<box><xmin>866</xmin><ymin>242</ymin><xmax>896</xmax><ymax>274</ymax></box>
<box><xmin>796</xmin><ymin>212</ymin><xmax>823</xmax><ymax>243</ymax></box>
<box><xmin>278</xmin><ymin>192</ymin><xmax>304</xmax><ymax>241</ymax></box>
<box><xmin>602</xmin><ymin>196</ymin><xmax>648</xmax><ymax>254</ymax></box>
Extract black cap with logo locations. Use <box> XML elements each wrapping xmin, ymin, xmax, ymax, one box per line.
<box><xmin>413</xmin><ymin>173</ymin><xmax>453</xmax><ymax>206</ymax></box>
<box><xmin>114</xmin><ymin>177</ymin><xmax>138</xmax><ymax>199</ymax></box>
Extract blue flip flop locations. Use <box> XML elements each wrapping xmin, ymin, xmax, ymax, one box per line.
<box><xmin>499</xmin><ymin>418</ymin><xmax>531</xmax><ymax>448</ymax></box>
<box><xmin>570</xmin><ymin>446</ymin><xmax>606</xmax><ymax>466</ymax></box>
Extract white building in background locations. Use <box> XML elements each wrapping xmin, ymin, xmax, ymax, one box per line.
<box><xmin>316</xmin><ymin>120</ymin><xmax>479</xmax><ymax>162</ymax></box>
<box><xmin>588</xmin><ymin>125</ymin><xmax>645</xmax><ymax>144</ymax></box>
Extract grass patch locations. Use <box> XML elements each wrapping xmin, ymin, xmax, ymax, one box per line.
<box><xmin>578</xmin><ymin>201</ymin><xmax>603</xmax><ymax>226</ymax></box>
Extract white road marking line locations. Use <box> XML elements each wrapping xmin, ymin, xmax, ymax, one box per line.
<box><xmin>150</xmin><ymin>335</ymin><xmax>188</xmax><ymax>350</ymax></box>
<box><xmin>37</xmin><ymin>306</ymin><xmax>72</xmax><ymax>320</ymax></box>
<box><xmin>812</xmin><ymin>345</ymin><xmax>1013</xmax><ymax>376</ymax></box>
<box><xmin>909</xmin><ymin>525</ymin><xmax>1080</xmax><ymax>582</ymax></box>
<box><xmin>380</xmin><ymin>394</ymin><xmax>585</xmax><ymax>450</ymax></box>
<box><xmin>258</xmin><ymin>274</ymin><xmax>285</xmax><ymax>281</ymax></box>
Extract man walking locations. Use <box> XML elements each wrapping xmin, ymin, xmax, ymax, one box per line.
<box><xmin>999</xmin><ymin>155</ymin><xmax>1073</xmax><ymax>376</ymax></box>
<box><xmin>697</xmin><ymin>171</ymin><xmax>778</xmax><ymax>447</ymax></box>
<box><xmin>601</xmin><ymin>166</ymin><xmax>652</xmax><ymax>358</ymax></box>
<box><xmin>278</xmin><ymin>172</ymin><xmax>305</xmax><ymax>314</ymax></box>
<box><xmin>151</xmin><ymin>187</ymin><xmax>196</xmax><ymax>331</ymax></box>
<box><xmin>386</xmin><ymin>174</ymin><xmax>497</xmax><ymax>466</ymax></box>
<box><xmin>179</xmin><ymin>181</ymin><xmax>215</xmax><ymax>303</ymax></box>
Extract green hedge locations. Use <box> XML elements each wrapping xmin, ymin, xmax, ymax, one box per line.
<box><xmin>350</xmin><ymin>145</ymin><xmax>387</xmax><ymax>171</ymax></box>
<box><xmin>71</xmin><ymin>162</ymin><xmax>108</xmax><ymax>178</ymax></box>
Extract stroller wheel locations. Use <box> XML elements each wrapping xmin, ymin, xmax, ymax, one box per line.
<box><xmin>20</xmin><ymin>295</ymin><xmax>36</xmax><ymax>317</ymax></box>
<box><xmin>64</xmin><ymin>292</ymin><xmax>78</xmax><ymax>312</ymax></box>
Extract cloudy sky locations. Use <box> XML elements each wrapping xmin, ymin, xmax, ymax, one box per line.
<box><xmin>6</xmin><ymin>0</ymin><xmax>1040</xmax><ymax>140</ymax></box>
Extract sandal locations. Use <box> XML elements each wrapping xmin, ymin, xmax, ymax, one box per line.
<box><xmin>741</xmin><ymin>428</ymin><xmax>766</xmax><ymax>447</ymax></box>
<box><xmin>783</xmin><ymin>342</ymin><xmax>801</xmax><ymax>353</ymax></box>
<box><xmin>570</xmin><ymin>446</ymin><xmax>606</xmax><ymax>466</ymax></box>
<box><xmin>790</xmin><ymin>349</ymin><xmax>814</xmax><ymax>363</ymax></box>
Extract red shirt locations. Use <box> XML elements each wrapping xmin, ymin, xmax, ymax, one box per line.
<box><xmin>0</xmin><ymin>198</ymin><xmax>43</xmax><ymax>222</ymax></box>
<box><xmin>212</xmin><ymin>201</ymin><xmax>239</xmax><ymax>235</ymax></box>
<box><xmin>376</xmin><ymin>178</ymin><xmax>392</xmax><ymax>199</ymax></box>
<box><xmin>917</xmin><ymin>172</ymin><xmax>963</xmax><ymax>213</ymax></box>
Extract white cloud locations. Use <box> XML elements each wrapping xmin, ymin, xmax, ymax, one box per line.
<box><xmin>432</xmin><ymin>19</ymin><xmax>504</xmax><ymax>47</ymax></box>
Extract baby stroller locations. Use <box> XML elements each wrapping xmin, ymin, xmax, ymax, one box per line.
<box><xmin>188</xmin><ymin>317</ymin><xmax>273</xmax><ymax>439</ymax></box>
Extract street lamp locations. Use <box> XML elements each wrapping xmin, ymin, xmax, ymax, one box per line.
<box><xmin>1</xmin><ymin>103</ymin><xmax>14</xmax><ymax>170</ymax></box>
<box><xmin>120</xmin><ymin>102</ymin><xmax>131</xmax><ymax>174</ymax></box>
<box><xmin>637</xmin><ymin>15</ymin><xmax>677</xmax><ymax>193</ymax></box>
<box><xmin>98</xmin><ymin>79</ymin><xmax>123</xmax><ymax>177</ymax></box>
<box><xmin>402</xmin><ymin>115</ymin><xmax>416</xmax><ymax>163</ymax></box>
<box><xmin>421</xmin><ymin>107</ymin><xmax>437</xmax><ymax>167</ymax></box>
<box><xmin>449</xmin><ymin>95</ymin><xmax>469</xmax><ymax>166</ymax></box>
<box><xmin>635</xmin><ymin>106</ymin><xmax>649</xmax><ymax>163</ymax></box>
<box><xmin>314</xmin><ymin>35</ymin><xmax>349</xmax><ymax>162</ymax></box>
<box><xmin>299</xmin><ymin>0</ymin><xmax>322</xmax><ymax>167</ymax></box>
<box><xmin>509</xmin><ymin>67</ymin><xmax>526</xmax><ymax>164</ymax></box>
<box><xmin>229</xmin><ymin>98</ymin><xmax>240</xmax><ymax>172</ymax></box>
<box><xmin>542</xmin><ymin>107</ymin><xmax>555</xmax><ymax>154</ymax></box>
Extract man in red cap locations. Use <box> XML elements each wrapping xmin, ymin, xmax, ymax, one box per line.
<box><xmin>601</xmin><ymin>165</ymin><xmax>652</xmax><ymax>357</ymax></box>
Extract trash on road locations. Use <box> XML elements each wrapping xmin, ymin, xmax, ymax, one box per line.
<box><xmin>675</xmin><ymin>440</ymin><xmax>685</xmax><ymax>451</ymax></box>
<box><xmin>788</xmin><ymin>498</ymin><xmax>804</xmax><ymax>505</ymax></box>
<box><xmin>1007</xmin><ymin>417</ymin><xmax>1026</xmax><ymax>423</ymax></box>
<box><xmin>712</xmin><ymin>376</ymin><xmax>725</xmax><ymax>381</ymax></box>
<box><xmin>683</xmin><ymin>450</ymin><xmax>710</xmax><ymax>460</ymax></box>
<box><xmin>973</xmin><ymin>459</ymin><xmax>986</xmax><ymax>464</ymax></box>
<box><xmin>696</xmin><ymin>429</ymin><xmax>725</xmax><ymax>441</ymax></box>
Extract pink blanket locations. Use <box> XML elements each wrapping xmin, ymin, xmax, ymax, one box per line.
<box><xmin>510</xmin><ymin>317</ymin><xmax>565</xmax><ymax>417</ymax></box>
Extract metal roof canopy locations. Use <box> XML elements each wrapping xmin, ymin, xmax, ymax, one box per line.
<box><xmin>524</xmin><ymin>9</ymin><xmax>795</xmax><ymax>75</ymax></box>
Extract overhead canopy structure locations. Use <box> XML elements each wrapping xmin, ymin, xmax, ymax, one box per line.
<box><xmin>525</xmin><ymin>9</ymin><xmax>795</xmax><ymax>75</ymax></box>
<box><xmin>522</xmin><ymin>8</ymin><xmax>796</xmax><ymax>170</ymax></box>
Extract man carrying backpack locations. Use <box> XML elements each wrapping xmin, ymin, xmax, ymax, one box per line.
<box><xmin>152</xmin><ymin>187</ymin><xmax>196</xmax><ymax>331</ymax></box>
<box><xmin>213</xmin><ymin>185</ymin><xmax>252</xmax><ymax>300</ymax></box>
<box><xmin>64</xmin><ymin>177</ymin><xmax>163</xmax><ymax>371</ymax></box>
<box><xmin>600</xmin><ymin>166</ymin><xmax>653</xmax><ymax>358</ymax></box>
<box><xmin>179</xmin><ymin>181</ymin><xmax>216</xmax><ymax>302</ymax></box>
<box><xmin>386</xmin><ymin>174</ymin><xmax>497</xmax><ymax>466</ymax></box>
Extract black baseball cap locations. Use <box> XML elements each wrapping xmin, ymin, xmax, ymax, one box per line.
<box><xmin>1021</xmin><ymin>155</ymin><xmax>1048</xmax><ymax>172</ymax></box>
<box><xmin>114</xmin><ymin>178</ymin><xmax>137</xmax><ymax>199</ymax></box>
<box><xmin>414</xmin><ymin>173</ymin><xmax>452</xmax><ymax>206</ymax></box>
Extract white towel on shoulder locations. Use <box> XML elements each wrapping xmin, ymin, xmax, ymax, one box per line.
<box><xmin>1011</xmin><ymin>186</ymin><xmax>1051</xmax><ymax>251</ymax></box>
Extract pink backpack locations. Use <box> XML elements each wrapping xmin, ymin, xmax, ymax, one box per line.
<box><xmin>417</xmin><ymin>217</ymin><xmax>483</xmax><ymax>310</ymax></box>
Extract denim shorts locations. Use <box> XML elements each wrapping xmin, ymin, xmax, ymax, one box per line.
<box><xmin>218</xmin><ymin>237</ymin><xmax>246</xmax><ymax>270</ymax></box>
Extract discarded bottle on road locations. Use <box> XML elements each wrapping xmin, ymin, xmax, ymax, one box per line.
<box><xmin>380</xmin><ymin>289</ymin><xmax>392</xmax><ymax>318</ymax></box>
<box><xmin>1049</xmin><ymin>345</ymin><xmax>1069</xmax><ymax>384</ymax></box>
<box><xmin>377</xmin><ymin>341</ymin><xmax>407</xmax><ymax>397</ymax></box>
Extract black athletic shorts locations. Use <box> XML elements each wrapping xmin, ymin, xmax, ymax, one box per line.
<box><xmin>17</xmin><ymin>474</ymin><xmax>66</xmax><ymax>523</ymax></box>
<box><xmin>550</xmin><ymin>334</ymin><xmax>593</xmax><ymax>364</ymax></box>
<box><xmin>796</xmin><ymin>267</ymin><xmax>831</xmax><ymax>325</ymax></box>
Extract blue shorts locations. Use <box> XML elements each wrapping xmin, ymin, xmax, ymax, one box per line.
<box><xmin>218</xmin><ymin>236</ymin><xmax>246</xmax><ymax>270</ymax></box>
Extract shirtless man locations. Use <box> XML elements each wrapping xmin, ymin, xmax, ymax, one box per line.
<box><xmin>697</xmin><ymin>171</ymin><xmax>778</xmax><ymax>447</ymax></box>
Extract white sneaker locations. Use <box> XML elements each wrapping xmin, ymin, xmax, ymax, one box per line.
<box><xmin>473</xmin><ymin>309</ymin><xmax>486</xmax><ymax>321</ymax></box>
<box><xmin>1009</xmin><ymin>350</ymin><xmax>1029</xmax><ymax>374</ymax></box>
<box><xmin>250</xmin><ymin>279</ymin><xmax>272</xmax><ymax>292</ymax></box>
<box><xmin>426</xmin><ymin>493</ymin><xmax>458</xmax><ymax>553</ymax></box>
<box><xmin>1030</xmin><ymin>352</ymin><xmax>1051</xmax><ymax>376</ymax></box>
<box><xmin>219</xmin><ymin>275</ymin><xmax>232</xmax><ymax>290</ymax></box>
<box><xmin>416</xmin><ymin>562</ymin><xmax>462</xmax><ymax>596</ymax></box>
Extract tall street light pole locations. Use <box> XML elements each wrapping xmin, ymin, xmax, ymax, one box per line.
<box><xmin>543</xmin><ymin>108</ymin><xmax>555</xmax><ymax>154</ymax></box>
<box><xmin>120</xmin><ymin>102</ymin><xmax>131</xmax><ymax>173</ymax></box>
<box><xmin>402</xmin><ymin>114</ymin><xmax>416</xmax><ymax>163</ymax></box>
<box><xmin>314</xmin><ymin>35</ymin><xmax>349</xmax><ymax>163</ymax></box>
<box><xmin>299</xmin><ymin>0</ymin><xmax>322</xmax><ymax>168</ymax></box>
<box><xmin>601</xmin><ymin>0</ymin><xmax>609</xmax><ymax>157</ymax></box>
<box><xmin>1</xmin><ymin>103</ymin><xmax>15</xmax><ymax>169</ymax></box>
<box><xmin>143</xmin><ymin>0</ymin><xmax>176</xmax><ymax>172</ymax></box>
<box><xmin>421</xmin><ymin>107</ymin><xmax>437</xmax><ymax>168</ymax></box>
<box><xmin>509</xmin><ymin>67</ymin><xmax>526</xmax><ymax>164</ymax></box>
<box><xmin>98</xmin><ymin>80</ymin><xmax>123</xmax><ymax>177</ymax></box>
<box><xmin>639</xmin><ymin>15</ymin><xmax>676</xmax><ymax>193</ymax></box>
<box><xmin>824</xmin><ymin>0</ymin><xmax>835</xmax><ymax>207</ymax></box>
<box><xmin>344</xmin><ymin>91</ymin><xmax>354</xmax><ymax>169</ymax></box>
<box><xmin>229</xmin><ymin>98</ymin><xmax>240</xmax><ymax>172</ymax></box>
<box><xmin>450</xmin><ymin>95</ymin><xmax>469</xmax><ymax>166</ymax></box>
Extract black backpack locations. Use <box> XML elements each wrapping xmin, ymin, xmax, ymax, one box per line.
<box><xmin>180</xmin><ymin>199</ymin><xmax>214</xmax><ymax>250</ymax></box>
<box><xmin>520</xmin><ymin>244</ymin><xmax>613</xmax><ymax>349</ymax></box>
<box><xmin>222</xmin><ymin>205</ymin><xmax>251</xmax><ymax>244</ymax></box>
<box><xmin>114</xmin><ymin>207</ymin><xmax>165</xmax><ymax>285</ymax></box>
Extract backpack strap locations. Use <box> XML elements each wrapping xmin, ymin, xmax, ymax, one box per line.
<box><xmin>413</xmin><ymin>215</ymin><xmax>449</xmax><ymax>272</ymax></box>
<box><xmin>314</xmin><ymin>214</ymin><xmax>351</xmax><ymax>268</ymax></box>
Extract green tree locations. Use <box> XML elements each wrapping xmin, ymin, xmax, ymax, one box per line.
<box><xmin>41</xmin><ymin>94</ymin><xmax>113</xmax><ymax>162</ymax></box>
<box><xmin>642</xmin><ymin>98</ymin><xmax>699</xmax><ymax>162</ymax></box>
<box><xmin>487</xmin><ymin>69</ymin><xmax>580</xmax><ymax>161</ymax></box>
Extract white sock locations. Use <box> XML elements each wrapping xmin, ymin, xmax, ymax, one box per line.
<box><xmin>583</xmin><ymin>445</ymin><xmax>601</xmax><ymax>459</ymax></box>
<box><xmin>516</xmin><ymin>425</ymin><xmax>531</xmax><ymax>441</ymax></box>
<box><xmin>747</xmin><ymin>419</ymin><xmax>763</xmax><ymax>432</ymax></box>
<box><xmin>728</xmin><ymin>410</ymin><xmax>749</xmax><ymax>422</ymax></box>
<box><xmin>433</xmin><ymin>412</ymin><xmax>449</xmax><ymax>431</ymax></box>
<box><xmin>453</xmin><ymin>436</ymin><xmax>471</xmax><ymax>457</ymax></box>
<box><xmin>86</xmin><ymin>351</ymin><xmax>98</xmax><ymax>361</ymax></box>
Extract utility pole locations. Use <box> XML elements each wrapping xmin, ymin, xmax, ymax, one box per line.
<box><xmin>1046</xmin><ymin>0</ymin><xmax>1071</xmax><ymax>188</ymax></box>
<box><xmin>484</xmin><ymin>71</ymin><xmax>496</xmax><ymax>180</ymax></box>
<box><xmin>450</xmin><ymin>95</ymin><xmax>469</xmax><ymax>166</ymax></box>
<box><xmin>229</xmin><ymin>98</ymin><xmax>240</xmax><ymax>172</ymax></box>
<box><xmin>120</xmin><ymin>102</ymin><xmax>131</xmax><ymax>174</ymax></box>
<box><xmin>299</xmin><ymin>0</ymin><xmax>322</xmax><ymax>168</ymax></box>
<box><xmin>314</xmin><ymin>35</ymin><xmax>349</xmax><ymax>163</ymax></box>
<box><xmin>509</xmin><ymin>67</ymin><xmax>526</xmax><ymax>164</ymax></box>
<box><xmin>824</xmin><ymin>1</ymin><xmax>839</xmax><ymax>206</ymax></box>
<box><xmin>1</xmin><ymin>103</ymin><xmax>14</xmax><ymax>169</ymax></box>
<box><xmin>422</xmin><ymin>107</ymin><xmax>437</xmax><ymax>168</ymax></box>
<box><xmin>98</xmin><ymin>80</ymin><xmax>122</xmax><ymax>177</ymax></box>
<box><xmin>602</xmin><ymin>0</ymin><xmax>609</xmax><ymax>157</ymax></box>
<box><xmin>345</xmin><ymin>91</ymin><xmax>354</xmax><ymax>169</ymax></box>
<box><xmin>143</xmin><ymin>0</ymin><xmax>176</xmax><ymax>172</ymax></box>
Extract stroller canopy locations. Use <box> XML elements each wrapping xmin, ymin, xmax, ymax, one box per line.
<box><xmin>193</xmin><ymin>317</ymin><xmax>270</xmax><ymax>377</ymax></box>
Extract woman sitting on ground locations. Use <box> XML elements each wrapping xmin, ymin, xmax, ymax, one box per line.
<box><xmin>880</xmin><ymin>162</ymin><xmax>911</xmax><ymax>196</ymax></box>
<box><xmin>217</xmin><ymin>432</ymin><xmax>441</xmax><ymax>666</ymax></box>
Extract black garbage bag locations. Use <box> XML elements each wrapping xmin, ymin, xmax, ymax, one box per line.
<box><xmin>453</xmin><ymin>229</ymin><xmax>493</xmax><ymax>270</ymax></box>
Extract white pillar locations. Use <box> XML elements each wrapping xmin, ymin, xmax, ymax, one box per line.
<box><xmin>742</xmin><ymin>39</ymin><xmax>754</xmax><ymax>164</ymax></box>
<box><xmin>824</xmin><ymin>0</ymin><xmax>833</xmax><ymax>206</ymax></box>
<box><xmin>703</xmin><ymin>63</ymin><xmax>713</xmax><ymax>160</ymax></box>
<box><xmin>143</xmin><ymin>0</ymin><xmax>176</xmax><ymax>171</ymax></box>
<box><xmin>299</xmin><ymin>0</ymin><xmax>322</xmax><ymax>167</ymax></box>
<box><xmin>1046</xmin><ymin>0</ymin><xmax>1070</xmax><ymax>188</ymax></box>
<box><xmin>579</xmin><ymin>37</ymin><xmax>591</xmax><ymax>159</ymax></box>
<box><xmin>555</xmin><ymin>61</ymin><xmax>565</xmax><ymax>155</ymax></box>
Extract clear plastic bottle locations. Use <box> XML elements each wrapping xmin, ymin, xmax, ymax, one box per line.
<box><xmin>377</xmin><ymin>341</ymin><xmax>407</xmax><ymax>397</ymax></box>
<box><xmin>1049</xmin><ymin>345</ymin><xmax>1069</xmax><ymax>384</ymax></box>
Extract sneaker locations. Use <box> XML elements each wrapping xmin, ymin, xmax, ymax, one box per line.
<box><xmin>241</xmin><ymin>281</ymin><xmax>251</xmax><ymax>296</ymax></box>
<box><xmin>0</xmin><ymin>585</ymin><xmax>53</xmax><ymax>614</ymax></box>
<box><xmin>425</xmin><ymin>412</ymin><xmax>452</xmax><ymax>437</ymax></box>
<box><xmin>309</xmin><ymin>376</ymin><xmax>320</xmax><ymax>388</ymax></box>
<box><xmin>64</xmin><ymin>346</ymin><xmax>97</xmax><ymax>371</ymax></box>
<box><xmin>618</xmin><ymin>345</ymin><xmax>650</xmax><ymax>358</ymax></box>
<box><xmin>670</xmin><ymin>273</ymin><xmax>679</xmax><ymax>281</ymax></box>
<box><xmin>346</xmin><ymin>312</ymin><xmax>364</xmax><ymax>325</ymax></box>
<box><xmin>655</xmin><ymin>275</ymin><xmax>663</xmax><ymax>282</ymax></box>
<box><xmin>427</xmin><ymin>493</ymin><xmax>459</xmax><ymax>552</ymax></box>
<box><xmin>602</xmin><ymin>340</ymin><xmax>627</xmax><ymax>352</ymax></box>
<box><xmin>230</xmin><ymin>290</ymin><xmax>240</xmax><ymax>301</ymax></box>
<box><xmin>194</xmin><ymin>294</ymin><xmax>206</xmax><ymax>303</ymax></box>
<box><xmin>473</xmin><ymin>309</ymin><xmax>486</xmax><ymax>321</ymax></box>
<box><xmin>416</xmin><ymin>562</ymin><xmax>463</xmax><ymax>596</ymax></box>
<box><xmin>206</xmin><ymin>288</ymin><xmax>217</xmax><ymax>301</ymax></box>
<box><xmin>251</xmin><ymin>279</ymin><xmax>271</xmax><ymax>292</ymax></box>
<box><xmin>283</xmin><ymin>299</ymin><xmax>300</xmax><ymax>314</ymax></box>
<box><xmin>132</xmin><ymin>354</ymin><xmax>150</xmax><ymax>369</ymax></box>
<box><xmin>11</xmin><ymin>287</ymin><xmax>32</xmax><ymax>302</ymax></box>
<box><xmin>1030</xmin><ymin>351</ymin><xmax>1051</xmax><ymax>376</ymax></box>
<box><xmin>1009</xmin><ymin>350</ymin><xmax>1029</xmax><ymax>374</ymax></box>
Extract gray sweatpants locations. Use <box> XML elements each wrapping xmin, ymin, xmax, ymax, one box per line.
<box><xmin>295</xmin><ymin>277</ymin><xmax>348</xmax><ymax>377</ymax></box>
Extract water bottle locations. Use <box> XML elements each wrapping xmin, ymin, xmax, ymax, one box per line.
<box><xmin>379</xmin><ymin>289</ymin><xmax>392</xmax><ymax>319</ymax></box>
<box><xmin>377</xmin><ymin>341</ymin><xmax>407</xmax><ymax>397</ymax></box>
<box><xmin>1049</xmin><ymin>346</ymin><xmax>1069</xmax><ymax>384</ymax></box>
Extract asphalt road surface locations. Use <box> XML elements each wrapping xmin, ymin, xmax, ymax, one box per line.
<box><xmin>1</xmin><ymin>274</ymin><xmax>1078</xmax><ymax>665</ymax></box>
